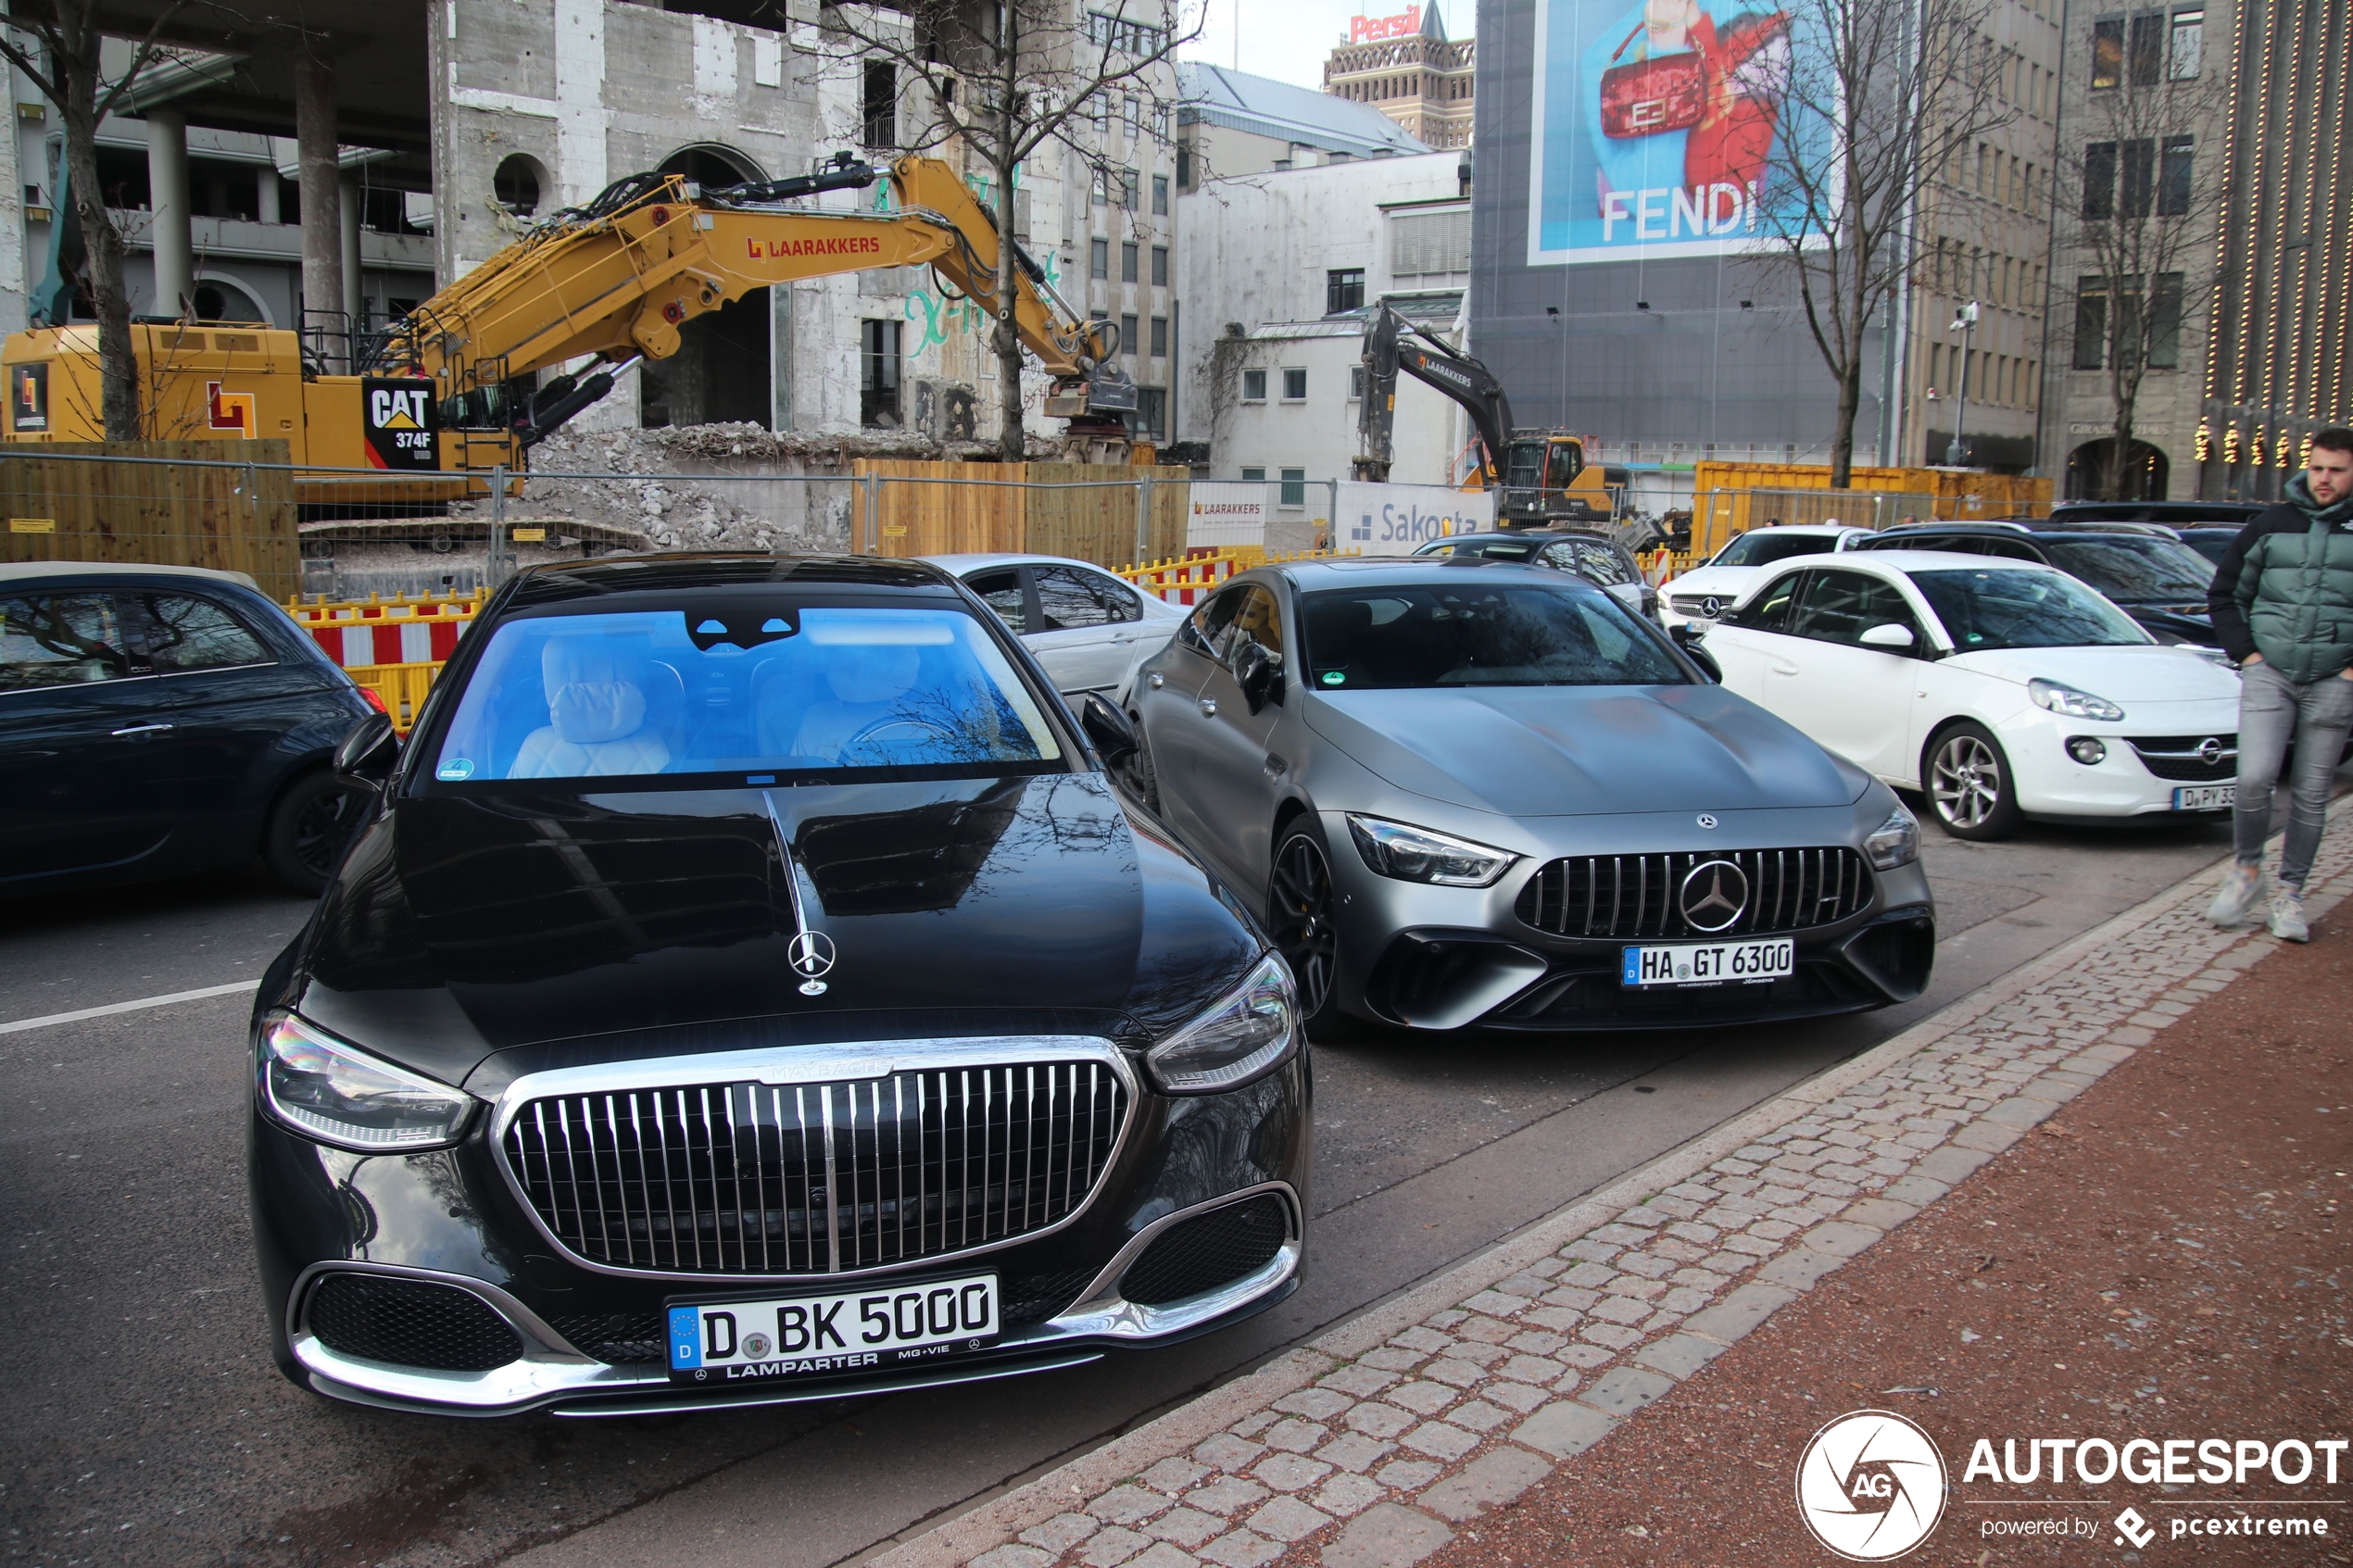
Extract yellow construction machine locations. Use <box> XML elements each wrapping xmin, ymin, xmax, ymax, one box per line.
<box><xmin>2</xmin><ymin>153</ymin><xmax>1133</xmax><ymax>506</ymax></box>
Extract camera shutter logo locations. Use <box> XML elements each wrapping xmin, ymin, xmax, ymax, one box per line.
<box><xmin>1793</xmin><ymin>1410</ymin><xmax>1948</xmax><ymax>1561</ymax></box>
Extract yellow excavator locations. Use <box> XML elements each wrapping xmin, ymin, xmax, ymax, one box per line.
<box><xmin>2</xmin><ymin>152</ymin><xmax>1134</xmax><ymax>505</ymax></box>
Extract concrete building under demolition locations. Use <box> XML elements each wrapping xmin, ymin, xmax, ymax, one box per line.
<box><xmin>0</xmin><ymin>0</ymin><xmax>1181</xmax><ymax>452</ymax></box>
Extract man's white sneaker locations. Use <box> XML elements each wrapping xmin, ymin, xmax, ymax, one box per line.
<box><xmin>2268</xmin><ymin>888</ymin><xmax>2310</xmax><ymax>943</ymax></box>
<box><xmin>2207</xmin><ymin>863</ymin><xmax>2266</xmax><ymax>926</ymax></box>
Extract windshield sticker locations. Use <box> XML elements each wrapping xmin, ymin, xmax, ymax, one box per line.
<box><xmin>437</xmin><ymin>758</ymin><xmax>476</xmax><ymax>781</ymax></box>
<box><xmin>1321</xmin><ymin>670</ymin><xmax>1347</xmax><ymax>685</ymax></box>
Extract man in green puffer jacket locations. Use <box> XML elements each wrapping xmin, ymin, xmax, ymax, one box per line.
<box><xmin>2205</xmin><ymin>427</ymin><xmax>2353</xmax><ymax>941</ymax></box>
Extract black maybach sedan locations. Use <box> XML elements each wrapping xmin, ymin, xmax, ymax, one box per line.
<box><xmin>249</xmin><ymin>554</ymin><xmax>1309</xmax><ymax>1417</ymax></box>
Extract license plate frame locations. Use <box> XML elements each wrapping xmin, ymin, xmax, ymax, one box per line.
<box><xmin>1621</xmin><ymin>938</ymin><xmax>1795</xmax><ymax>988</ymax></box>
<box><xmin>665</xmin><ymin>1271</ymin><xmax>1000</xmax><ymax>1387</ymax></box>
<box><xmin>2172</xmin><ymin>784</ymin><xmax>2234</xmax><ymax>811</ymax></box>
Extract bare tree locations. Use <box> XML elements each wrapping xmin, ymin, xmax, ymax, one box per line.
<box><xmin>817</xmin><ymin>0</ymin><xmax>1199</xmax><ymax>461</ymax></box>
<box><xmin>0</xmin><ymin>1</ymin><xmax>194</xmax><ymax>439</ymax></box>
<box><xmin>1738</xmin><ymin>0</ymin><xmax>2014</xmax><ymax>486</ymax></box>
<box><xmin>2049</xmin><ymin>19</ymin><xmax>2222</xmax><ymax>501</ymax></box>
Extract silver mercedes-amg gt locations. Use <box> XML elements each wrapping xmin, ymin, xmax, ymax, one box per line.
<box><xmin>1125</xmin><ymin>557</ymin><xmax>1935</xmax><ymax>1035</ymax></box>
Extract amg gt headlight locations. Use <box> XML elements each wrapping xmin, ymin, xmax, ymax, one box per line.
<box><xmin>1864</xmin><ymin>802</ymin><xmax>1921</xmax><ymax>871</ymax></box>
<box><xmin>1345</xmin><ymin>814</ymin><xmax>1516</xmax><ymax>887</ymax></box>
<box><xmin>2028</xmin><ymin>678</ymin><xmax>2125</xmax><ymax>721</ymax></box>
<box><xmin>1147</xmin><ymin>953</ymin><xmax>1299</xmax><ymax>1095</ymax></box>
<box><xmin>258</xmin><ymin>1013</ymin><xmax>476</xmax><ymax>1151</ymax></box>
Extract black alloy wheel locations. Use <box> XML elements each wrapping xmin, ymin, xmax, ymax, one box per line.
<box><xmin>265</xmin><ymin>770</ymin><xmax>372</xmax><ymax>896</ymax></box>
<box><xmin>1926</xmin><ymin>721</ymin><xmax>2023</xmax><ymax>841</ymax></box>
<box><xmin>1267</xmin><ymin>824</ymin><xmax>1348</xmax><ymax>1039</ymax></box>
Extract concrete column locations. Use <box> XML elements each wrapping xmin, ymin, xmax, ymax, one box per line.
<box><xmin>256</xmin><ymin>165</ymin><xmax>280</xmax><ymax>225</ymax></box>
<box><xmin>145</xmin><ymin>108</ymin><xmax>194</xmax><ymax>319</ymax></box>
<box><xmin>295</xmin><ymin>54</ymin><xmax>345</xmax><ymax>364</ymax></box>
<box><xmin>340</xmin><ymin>175</ymin><xmax>363</xmax><ymax>340</ymax></box>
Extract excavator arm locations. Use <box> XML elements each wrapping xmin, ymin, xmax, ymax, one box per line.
<box><xmin>1355</xmin><ymin>300</ymin><xmax>1514</xmax><ymax>487</ymax></box>
<box><xmin>368</xmin><ymin>152</ymin><xmax>1131</xmax><ymax>446</ymax></box>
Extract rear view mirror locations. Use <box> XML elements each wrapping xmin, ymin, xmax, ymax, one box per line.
<box><xmin>335</xmin><ymin>713</ymin><xmax>399</xmax><ymax>787</ymax></box>
<box><xmin>1858</xmin><ymin>622</ymin><xmax>1917</xmax><ymax>650</ymax></box>
<box><xmin>1668</xmin><ymin>621</ymin><xmax>1721</xmax><ymax>684</ymax></box>
<box><xmin>1079</xmin><ymin>692</ymin><xmax>1139</xmax><ymax>765</ymax></box>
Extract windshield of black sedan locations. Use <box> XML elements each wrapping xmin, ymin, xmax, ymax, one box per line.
<box><xmin>1301</xmin><ymin>584</ymin><xmax>1685</xmax><ymax>689</ymax></box>
<box><xmin>2037</xmin><ymin>537</ymin><xmax>2214</xmax><ymax>601</ymax></box>
<box><xmin>1906</xmin><ymin>569</ymin><xmax>2153</xmax><ymax>651</ymax></box>
<box><xmin>1709</xmin><ymin>531</ymin><xmax>1841</xmax><ymax>568</ymax></box>
<box><xmin>430</xmin><ymin>605</ymin><xmax>1062</xmax><ymax>784</ymax></box>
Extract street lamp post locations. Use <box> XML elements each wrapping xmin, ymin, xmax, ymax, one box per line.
<box><xmin>1944</xmin><ymin>300</ymin><xmax>1979</xmax><ymax>467</ymax></box>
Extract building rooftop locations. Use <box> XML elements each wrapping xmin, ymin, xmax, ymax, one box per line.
<box><xmin>1178</xmin><ymin>63</ymin><xmax>1430</xmax><ymax>161</ymax></box>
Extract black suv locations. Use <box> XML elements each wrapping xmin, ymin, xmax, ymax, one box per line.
<box><xmin>1844</xmin><ymin>522</ymin><xmax>2220</xmax><ymax>645</ymax></box>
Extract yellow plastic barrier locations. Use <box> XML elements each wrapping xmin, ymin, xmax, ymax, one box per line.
<box><xmin>345</xmin><ymin>663</ymin><xmax>445</xmax><ymax>734</ymax></box>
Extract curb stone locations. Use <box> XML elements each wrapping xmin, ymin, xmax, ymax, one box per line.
<box><xmin>868</xmin><ymin>805</ymin><xmax>2351</xmax><ymax>1568</ymax></box>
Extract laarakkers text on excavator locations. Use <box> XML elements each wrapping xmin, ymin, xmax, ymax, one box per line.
<box><xmin>1</xmin><ymin>153</ymin><xmax>1137</xmax><ymax>508</ymax></box>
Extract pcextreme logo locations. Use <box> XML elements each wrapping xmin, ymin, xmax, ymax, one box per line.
<box><xmin>1795</xmin><ymin>1410</ymin><xmax>1950</xmax><ymax>1561</ymax></box>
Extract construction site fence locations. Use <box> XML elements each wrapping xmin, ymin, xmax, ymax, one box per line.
<box><xmin>1637</xmin><ymin>485</ymin><xmax>2062</xmax><ymax>583</ymax></box>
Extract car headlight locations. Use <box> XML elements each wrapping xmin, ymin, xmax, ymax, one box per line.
<box><xmin>258</xmin><ymin>1013</ymin><xmax>476</xmax><ymax>1151</ymax></box>
<box><xmin>2028</xmin><ymin>678</ymin><xmax>2124</xmax><ymax>721</ymax></box>
<box><xmin>1345</xmin><ymin>814</ymin><xmax>1516</xmax><ymax>887</ymax></box>
<box><xmin>1147</xmin><ymin>953</ymin><xmax>1299</xmax><ymax>1095</ymax></box>
<box><xmin>1864</xmin><ymin>802</ymin><xmax>1920</xmax><ymax>871</ymax></box>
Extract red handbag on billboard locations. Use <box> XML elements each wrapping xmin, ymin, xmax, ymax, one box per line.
<box><xmin>1600</xmin><ymin>19</ymin><xmax>1706</xmax><ymax>139</ymax></box>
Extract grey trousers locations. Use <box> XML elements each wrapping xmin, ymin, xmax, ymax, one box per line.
<box><xmin>2234</xmin><ymin>659</ymin><xmax>2353</xmax><ymax>887</ymax></box>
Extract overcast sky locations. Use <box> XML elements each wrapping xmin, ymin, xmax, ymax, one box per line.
<box><xmin>1179</xmin><ymin>0</ymin><xmax>1470</xmax><ymax>90</ymax></box>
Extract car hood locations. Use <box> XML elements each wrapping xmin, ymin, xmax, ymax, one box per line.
<box><xmin>1938</xmin><ymin>644</ymin><xmax>2243</xmax><ymax>704</ymax></box>
<box><xmin>1301</xmin><ymin>685</ymin><xmax>1867</xmax><ymax>819</ymax></box>
<box><xmin>288</xmin><ymin>773</ymin><xmax>1258</xmax><ymax>1086</ymax></box>
<box><xmin>1663</xmin><ymin>564</ymin><xmax>1761</xmax><ymax>601</ymax></box>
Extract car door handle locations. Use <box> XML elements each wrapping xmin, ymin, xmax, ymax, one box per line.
<box><xmin>111</xmin><ymin>722</ymin><xmax>175</xmax><ymax>736</ymax></box>
<box><xmin>1768</xmin><ymin>659</ymin><xmax>1799</xmax><ymax>677</ymax></box>
<box><xmin>1198</xmin><ymin>697</ymin><xmax>1218</xmax><ymax>717</ymax></box>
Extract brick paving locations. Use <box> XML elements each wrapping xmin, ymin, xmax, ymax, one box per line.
<box><xmin>877</xmin><ymin>809</ymin><xmax>2351</xmax><ymax>1568</ymax></box>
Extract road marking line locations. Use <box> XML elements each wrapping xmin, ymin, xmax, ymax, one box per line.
<box><xmin>0</xmin><ymin>980</ymin><xmax>260</xmax><ymax>1035</ymax></box>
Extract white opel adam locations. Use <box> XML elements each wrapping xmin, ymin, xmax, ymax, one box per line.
<box><xmin>1697</xmin><ymin>551</ymin><xmax>2243</xmax><ymax>840</ymax></box>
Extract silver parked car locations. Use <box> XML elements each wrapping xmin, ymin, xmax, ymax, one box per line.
<box><xmin>928</xmin><ymin>553</ymin><xmax>1186</xmax><ymax>699</ymax></box>
<box><xmin>1126</xmin><ymin>557</ymin><xmax>1935</xmax><ymax>1036</ymax></box>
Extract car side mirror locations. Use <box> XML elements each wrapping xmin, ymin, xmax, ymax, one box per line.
<box><xmin>1667</xmin><ymin>621</ymin><xmax>1720</xmax><ymax>683</ymax></box>
<box><xmin>1235</xmin><ymin>643</ymin><xmax>1284</xmax><ymax>713</ymax></box>
<box><xmin>1858</xmin><ymin>622</ymin><xmax>1917</xmax><ymax>650</ymax></box>
<box><xmin>335</xmin><ymin>713</ymin><xmax>399</xmax><ymax>788</ymax></box>
<box><xmin>1079</xmin><ymin>692</ymin><xmax>1139</xmax><ymax>765</ymax></box>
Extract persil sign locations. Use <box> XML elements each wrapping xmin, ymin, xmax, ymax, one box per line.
<box><xmin>1350</xmin><ymin>7</ymin><xmax>1421</xmax><ymax>43</ymax></box>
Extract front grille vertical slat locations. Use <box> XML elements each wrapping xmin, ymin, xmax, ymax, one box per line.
<box><xmin>1516</xmin><ymin>847</ymin><xmax>1873</xmax><ymax>940</ymax></box>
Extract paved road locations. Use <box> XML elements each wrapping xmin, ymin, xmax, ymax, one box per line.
<box><xmin>0</xmin><ymin>807</ymin><xmax>2292</xmax><ymax>1568</ymax></box>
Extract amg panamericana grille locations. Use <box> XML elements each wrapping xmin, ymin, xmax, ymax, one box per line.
<box><xmin>503</xmin><ymin>1061</ymin><xmax>1127</xmax><ymax>1275</ymax></box>
<box><xmin>1515</xmin><ymin>847</ymin><xmax>1872</xmax><ymax>940</ymax></box>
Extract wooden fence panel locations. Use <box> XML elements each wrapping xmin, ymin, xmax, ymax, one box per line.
<box><xmin>1025</xmin><ymin>463</ymin><xmax>1188</xmax><ymax>568</ymax></box>
<box><xmin>851</xmin><ymin>459</ymin><xmax>1026</xmax><ymax>557</ymax></box>
<box><xmin>2</xmin><ymin>440</ymin><xmax>299</xmax><ymax>598</ymax></box>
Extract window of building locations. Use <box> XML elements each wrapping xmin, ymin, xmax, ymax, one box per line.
<box><xmin>1136</xmin><ymin>387</ymin><xmax>1166</xmax><ymax>438</ymax></box>
<box><xmin>1151</xmin><ymin>175</ymin><xmax>1169</xmax><ymax>215</ymax></box>
<box><xmin>1151</xmin><ymin>245</ymin><xmax>1168</xmax><ymax>286</ymax></box>
<box><xmin>1349</xmin><ymin>365</ymin><xmax>1365</xmax><ymax>400</ymax></box>
<box><xmin>1326</xmin><ymin>268</ymin><xmax>1365</xmax><ymax>315</ymax></box>
<box><xmin>1281</xmin><ymin>367</ymin><xmax>1307</xmax><ymax>401</ymax></box>
<box><xmin>2147</xmin><ymin>272</ymin><xmax>2183</xmax><ymax>366</ymax></box>
<box><xmin>1121</xmin><ymin>242</ymin><xmax>1139</xmax><ymax>282</ymax></box>
<box><xmin>2120</xmin><ymin>137</ymin><xmax>2154</xmax><ymax>217</ymax></box>
<box><xmin>2073</xmin><ymin>279</ymin><xmax>2107</xmax><ymax>370</ymax></box>
<box><xmin>1240</xmin><ymin>369</ymin><xmax>1267</xmax><ymax>403</ymax></box>
<box><xmin>2129</xmin><ymin>12</ymin><xmax>2164</xmax><ymax>83</ymax></box>
<box><xmin>1149</xmin><ymin>316</ymin><xmax>1167</xmax><ymax>357</ymax></box>
<box><xmin>862</xmin><ymin>62</ymin><xmax>897</xmax><ymax>149</ymax></box>
<box><xmin>1120</xmin><ymin>313</ymin><xmax>1139</xmax><ymax>358</ymax></box>
<box><xmin>2082</xmin><ymin>142</ymin><xmax>2116</xmax><ymax>220</ymax></box>
<box><xmin>1241</xmin><ymin>466</ymin><xmax>1266</xmax><ymax>482</ymax></box>
<box><xmin>2092</xmin><ymin>18</ymin><xmax>2122</xmax><ymax>88</ymax></box>
<box><xmin>1092</xmin><ymin>167</ymin><xmax>1108</xmax><ymax>206</ymax></box>
<box><xmin>1120</xmin><ymin>169</ymin><xmax>1139</xmax><ymax>210</ymax></box>
<box><xmin>2158</xmin><ymin>135</ymin><xmax>2193</xmax><ymax>215</ymax></box>
<box><xmin>1089</xmin><ymin>238</ymin><xmax>1109</xmax><ymax>279</ymax></box>
<box><xmin>1125</xmin><ymin>96</ymin><xmax>1139</xmax><ymax>133</ymax></box>
<box><xmin>1177</xmin><ymin>144</ymin><xmax>1192</xmax><ymax>188</ymax></box>
<box><xmin>1392</xmin><ymin>208</ymin><xmax>1472</xmax><ymax>277</ymax></box>
<box><xmin>1279</xmin><ymin>468</ymin><xmax>1306</xmax><ymax>507</ymax></box>
<box><xmin>860</xmin><ymin>319</ymin><xmax>901</xmax><ymax>426</ymax></box>
<box><xmin>2169</xmin><ymin>8</ymin><xmax>2204</xmax><ymax>78</ymax></box>
<box><xmin>1153</xmin><ymin>104</ymin><xmax>1169</xmax><ymax>139</ymax></box>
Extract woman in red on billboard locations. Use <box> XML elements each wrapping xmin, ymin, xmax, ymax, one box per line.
<box><xmin>1630</xmin><ymin>0</ymin><xmax>1794</xmax><ymax>199</ymax></box>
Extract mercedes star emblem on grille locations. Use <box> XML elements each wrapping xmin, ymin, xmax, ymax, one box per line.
<box><xmin>1700</xmin><ymin>596</ymin><xmax>1723</xmax><ymax>618</ymax></box>
<box><xmin>2197</xmin><ymin>736</ymin><xmax>2222</xmax><ymax>764</ymax></box>
<box><xmin>789</xmin><ymin>931</ymin><xmax>837</xmax><ymax>996</ymax></box>
<box><xmin>1679</xmin><ymin>859</ymin><xmax>1750</xmax><ymax>933</ymax></box>
<box><xmin>1696</xmin><ymin>813</ymin><xmax>1718</xmax><ymax>829</ymax></box>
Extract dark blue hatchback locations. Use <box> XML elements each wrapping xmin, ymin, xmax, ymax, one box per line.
<box><xmin>0</xmin><ymin>561</ymin><xmax>379</xmax><ymax>895</ymax></box>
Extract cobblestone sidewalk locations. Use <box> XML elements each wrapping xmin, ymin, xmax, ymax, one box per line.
<box><xmin>873</xmin><ymin>809</ymin><xmax>2353</xmax><ymax>1568</ymax></box>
